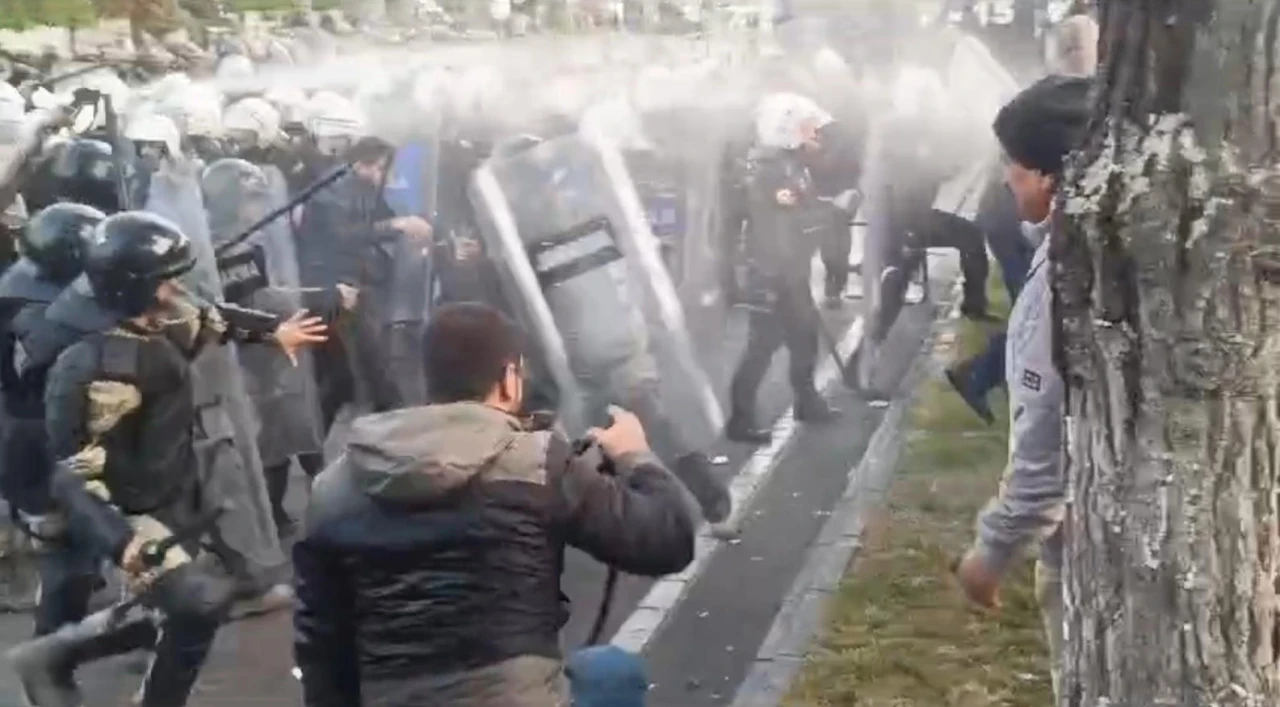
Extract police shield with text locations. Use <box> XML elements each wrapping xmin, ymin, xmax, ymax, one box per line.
<box><xmin>7</xmin><ymin>210</ymin><xmax>326</xmax><ymax>707</ymax></box>
<box><xmin>470</xmin><ymin>130</ymin><xmax>732</xmax><ymax>527</ymax></box>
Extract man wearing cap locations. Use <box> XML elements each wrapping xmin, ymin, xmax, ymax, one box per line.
<box><xmin>954</xmin><ymin>74</ymin><xmax>1093</xmax><ymax>697</ymax></box>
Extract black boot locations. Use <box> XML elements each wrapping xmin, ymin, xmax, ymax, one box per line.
<box><xmin>9</xmin><ymin>613</ymin><xmax>157</xmax><ymax>707</ymax></box>
<box><xmin>795</xmin><ymin>391</ymin><xmax>840</xmax><ymax>424</ymax></box>
<box><xmin>944</xmin><ymin>360</ymin><xmax>995</xmax><ymax>425</ymax></box>
<box><xmin>725</xmin><ymin>412</ymin><xmax>771</xmax><ymax>445</ymax></box>
<box><xmin>673</xmin><ymin>453</ymin><xmax>732</xmax><ymax>525</ymax></box>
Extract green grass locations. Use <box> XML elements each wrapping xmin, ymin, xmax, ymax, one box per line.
<box><xmin>784</xmin><ymin>274</ymin><xmax>1052</xmax><ymax>707</ymax></box>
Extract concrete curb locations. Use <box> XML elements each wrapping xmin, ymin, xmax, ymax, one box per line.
<box><xmin>727</xmin><ymin>281</ymin><xmax>965</xmax><ymax>707</ymax></box>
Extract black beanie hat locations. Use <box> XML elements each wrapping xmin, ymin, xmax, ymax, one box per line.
<box><xmin>993</xmin><ymin>75</ymin><xmax>1094</xmax><ymax>175</ymax></box>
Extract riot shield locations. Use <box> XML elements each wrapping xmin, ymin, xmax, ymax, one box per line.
<box><xmin>142</xmin><ymin>160</ymin><xmax>287</xmax><ymax>579</ymax></box>
<box><xmin>207</xmin><ymin>164</ymin><xmax>324</xmax><ymax>469</ymax></box>
<box><xmin>469</xmin><ymin>133</ymin><xmax>723</xmax><ymax>444</ymax></box>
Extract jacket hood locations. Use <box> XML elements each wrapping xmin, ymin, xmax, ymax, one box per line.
<box><xmin>345</xmin><ymin>402</ymin><xmax>524</xmax><ymax>505</ymax></box>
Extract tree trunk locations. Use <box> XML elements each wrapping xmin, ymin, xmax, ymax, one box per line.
<box><xmin>1057</xmin><ymin>1</ymin><xmax>1280</xmax><ymax>704</ymax></box>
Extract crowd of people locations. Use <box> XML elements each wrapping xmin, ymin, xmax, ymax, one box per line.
<box><xmin>0</xmin><ymin>1</ymin><xmax>1103</xmax><ymax>705</ymax></box>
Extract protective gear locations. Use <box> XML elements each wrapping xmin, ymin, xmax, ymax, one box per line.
<box><xmin>125</xmin><ymin>111</ymin><xmax>183</xmax><ymax>163</ymax></box>
<box><xmin>728</xmin><ymin>144</ymin><xmax>838</xmax><ymax>435</ymax></box>
<box><xmin>470</xmin><ymin>132</ymin><xmax>730</xmax><ymax>521</ymax></box>
<box><xmin>82</xmin><ymin>210</ymin><xmax>195</xmax><ymax>317</ymax></box>
<box><xmin>160</xmin><ymin>84</ymin><xmax>223</xmax><ymax>139</ymax></box>
<box><xmin>145</xmin><ymin>151</ymin><xmax>290</xmax><ymax>598</ymax></box>
<box><xmin>34</xmin><ymin>139</ymin><xmax>121</xmax><ymax>214</ymax></box>
<box><xmin>264</xmin><ymin>86</ymin><xmax>307</xmax><ymax>129</ymax></box>
<box><xmin>305</xmin><ymin>91</ymin><xmax>366</xmax><ymax>155</ymax></box>
<box><xmin>215</xmin><ymin>54</ymin><xmax>255</xmax><ymax>85</ymax></box>
<box><xmin>0</xmin><ymin>82</ymin><xmax>25</xmax><ymax>143</ymax></box>
<box><xmin>17</xmin><ymin>203</ymin><xmax>106</xmax><ymax>284</ymax></box>
<box><xmin>754</xmin><ymin>92</ymin><xmax>833</xmax><ymax>150</ymax></box>
<box><xmin>223</xmin><ymin>97</ymin><xmax>281</xmax><ymax>149</ymax></box>
<box><xmin>202</xmin><ymin>157</ymin><xmax>324</xmax><ymax>510</ymax></box>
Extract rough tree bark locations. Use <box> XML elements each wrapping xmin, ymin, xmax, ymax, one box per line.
<box><xmin>1056</xmin><ymin>1</ymin><xmax>1280</xmax><ymax>705</ymax></box>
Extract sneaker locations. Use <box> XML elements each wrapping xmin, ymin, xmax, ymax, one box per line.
<box><xmin>229</xmin><ymin>583</ymin><xmax>294</xmax><ymax>620</ymax></box>
<box><xmin>725</xmin><ymin>415</ymin><xmax>771</xmax><ymax>445</ymax></box>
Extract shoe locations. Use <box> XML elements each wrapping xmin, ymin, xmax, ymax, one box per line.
<box><xmin>725</xmin><ymin>415</ymin><xmax>771</xmax><ymax>445</ymax></box>
<box><xmin>229</xmin><ymin>583</ymin><xmax>294</xmax><ymax>620</ymax></box>
<box><xmin>9</xmin><ymin>633</ymin><xmax>81</xmax><ymax>707</ymax></box>
<box><xmin>673</xmin><ymin>454</ymin><xmax>732</xmax><ymax>525</ymax></box>
<box><xmin>795</xmin><ymin>395</ymin><xmax>841</xmax><ymax>423</ymax></box>
<box><xmin>944</xmin><ymin>363</ymin><xmax>995</xmax><ymax>425</ymax></box>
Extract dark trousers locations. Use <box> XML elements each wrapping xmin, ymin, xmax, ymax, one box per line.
<box><xmin>902</xmin><ymin>209</ymin><xmax>990</xmax><ymax>314</ymax></box>
<box><xmin>264</xmin><ymin>454</ymin><xmax>324</xmax><ymax>525</ymax></box>
<box><xmin>729</xmin><ymin>285</ymin><xmax>820</xmax><ymax>417</ymax></box>
<box><xmin>820</xmin><ymin>210</ymin><xmax>853</xmax><ymax>298</ymax></box>
<box><xmin>963</xmin><ymin>182</ymin><xmax>1035</xmax><ymax>396</ymax></box>
<box><xmin>33</xmin><ymin>535</ymin><xmax>100</xmax><ymax>637</ymax></box>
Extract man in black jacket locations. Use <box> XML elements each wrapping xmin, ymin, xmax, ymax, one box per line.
<box><xmin>293</xmin><ymin>302</ymin><xmax>697</xmax><ymax>707</ymax></box>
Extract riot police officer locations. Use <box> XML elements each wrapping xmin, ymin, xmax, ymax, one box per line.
<box><xmin>0</xmin><ymin>202</ymin><xmax>107</xmax><ymax>638</ymax></box>
<box><xmin>726</xmin><ymin>93</ymin><xmax>841</xmax><ymax>444</ymax></box>
<box><xmin>24</xmin><ymin>137</ymin><xmax>124</xmax><ymax>215</ymax></box>
<box><xmin>8</xmin><ymin>211</ymin><xmax>327</xmax><ymax>707</ymax></box>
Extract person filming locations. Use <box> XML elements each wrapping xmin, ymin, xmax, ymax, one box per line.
<box><xmin>293</xmin><ymin>302</ymin><xmax>697</xmax><ymax>707</ymax></box>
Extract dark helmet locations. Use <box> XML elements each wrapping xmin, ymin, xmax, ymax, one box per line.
<box><xmin>201</xmin><ymin>157</ymin><xmax>269</xmax><ymax>204</ymax></box>
<box><xmin>202</xmin><ymin>158</ymin><xmax>270</xmax><ymax>248</ymax></box>
<box><xmin>19</xmin><ymin>202</ymin><xmax>106</xmax><ymax>284</ymax></box>
<box><xmin>43</xmin><ymin>138</ymin><xmax>120</xmax><ymax>214</ymax></box>
<box><xmin>83</xmin><ymin>211</ymin><xmax>195</xmax><ymax>317</ymax></box>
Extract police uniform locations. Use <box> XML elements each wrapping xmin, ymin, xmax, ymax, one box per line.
<box><xmin>727</xmin><ymin>146</ymin><xmax>837</xmax><ymax>439</ymax></box>
<box><xmin>9</xmin><ymin>212</ymin><xmax>285</xmax><ymax>707</ymax></box>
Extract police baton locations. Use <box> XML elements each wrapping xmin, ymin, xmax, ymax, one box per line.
<box><xmin>105</xmin><ymin>503</ymin><xmax>232</xmax><ymax>627</ymax></box>
<box><xmin>213</xmin><ymin>163</ymin><xmax>352</xmax><ymax>259</ymax></box>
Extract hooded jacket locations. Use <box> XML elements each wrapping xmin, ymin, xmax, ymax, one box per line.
<box><xmin>293</xmin><ymin>402</ymin><xmax>696</xmax><ymax>707</ymax></box>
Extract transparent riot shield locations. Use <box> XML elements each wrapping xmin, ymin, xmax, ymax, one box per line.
<box><xmin>469</xmin><ymin>133</ymin><xmax>723</xmax><ymax>445</ymax></box>
<box><xmin>142</xmin><ymin>160</ymin><xmax>287</xmax><ymax>578</ymax></box>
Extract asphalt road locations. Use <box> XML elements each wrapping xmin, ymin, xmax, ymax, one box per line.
<box><xmin>0</xmin><ymin>250</ymin><xmax>943</xmax><ymax>706</ymax></box>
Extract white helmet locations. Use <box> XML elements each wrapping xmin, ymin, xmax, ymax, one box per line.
<box><xmin>0</xmin><ymin>82</ymin><xmax>25</xmax><ymax>134</ymax></box>
<box><xmin>305</xmin><ymin>91</ymin><xmax>365</xmax><ymax>138</ymax></box>
<box><xmin>264</xmin><ymin>86</ymin><xmax>307</xmax><ymax>126</ymax></box>
<box><xmin>161</xmin><ymin>85</ymin><xmax>223</xmax><ymax>137</ymax></box>
<box><xmin>216</xmin><ymin>54</ymin><xmax>256</xmax><ymax>84</ymax></box>
<box><xmin>148</xmin><ymin>72</ymin><xmax>193</xmax><ymax>104</ymax></box>
<box><xmin>125</xmin><ymin>111</ymin><xmax>182</xmax><ymax>158</ymax></box>
<box><xmin>224</xmin><ymin>97</ymin><xmax>281</xmax><ymax>146</ymax></box>
<box><xmin>754</xmin><ymin>92</ymin><xmax>832</xmax><ymax>150</ymax></box>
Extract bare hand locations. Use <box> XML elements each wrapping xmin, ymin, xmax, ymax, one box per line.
<box><xmin>393</xmin><ymin>215</ymin><xmax>434</xmax><ymax>241</ymax></box>
<box><xmin>274</xmin><ymin>310</ymin><xmax>328</xmax><ymax>365</ymax></box>
<box><xmin>587</xmin><ymin>405</ymin><xmax>651</xmax><ymax>460</ymax></box>
<box><xmin>119</xmin><ymin>533</ymin><xmax>148</xmax><ymax>575</ymax></box>
<box><xmin>954</xmin><ymin>548</ymin><xmax>1002</xmax><ymax>610</ymax></box>
<box><xmin>336</xmin><ymin>284</ymin><xmax>359</xmax><ymax>311</ymax></box>
<box><xmin>455</xmin><ymin>237</ymin><xmax>481</xmax><ymax>261</ymax></box>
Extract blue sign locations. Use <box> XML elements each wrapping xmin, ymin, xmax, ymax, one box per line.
<box><xmin>384</xmin><ymin>142</ymin><xmax>433</xmax><ymax>218</ymax></box>
<box><xmin>644</xmin><ymin>191</ymin><xmax>685</xmax><ymax>239</ymax></box>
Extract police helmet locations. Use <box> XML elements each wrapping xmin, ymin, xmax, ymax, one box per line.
<box><xmin>19</xmin><ymin>202</ymin><xmax>106</xmax><ymax>284</ymax></box>
<box><xmin>44</xmin><ymin>138</ymin><xmax>120</xmax><ymax>214</ymax></box>
<box><xmin>84</xmin><ymin>211</ymin><xmax>195</xmax><ymax>317</ymax></box>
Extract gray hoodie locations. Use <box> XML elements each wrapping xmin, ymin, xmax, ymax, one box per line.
<box><xmin>975</xmin><ymin>221</ymin><xmax>1067</xmax><ymax>576</ymax></box>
